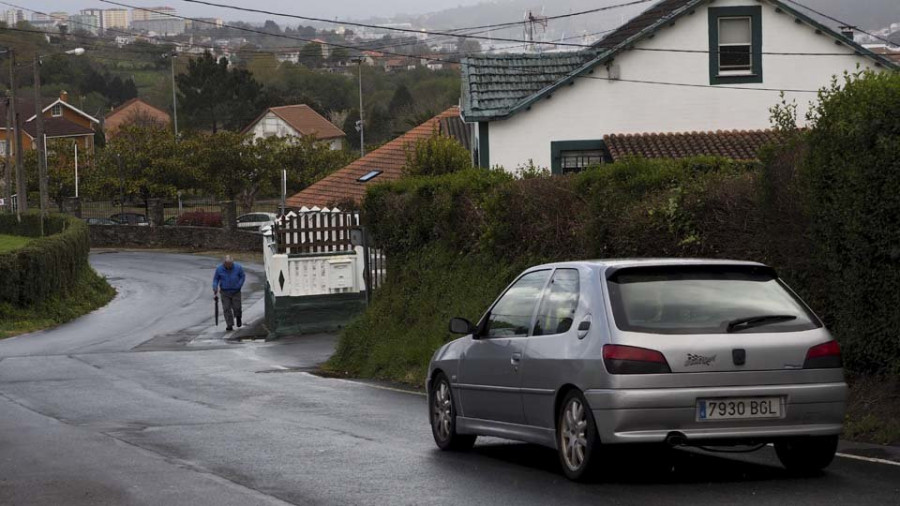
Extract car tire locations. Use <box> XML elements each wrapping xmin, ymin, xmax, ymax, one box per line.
<box><xmin>774</xmin><ymin>435</ymin><xmax>839</xmax><ymax>474</ymax></box>
<box><xmin>557</xmin><ymin>389</ymin><xmax>601</xmax><ymax>481</ymax></box>
<box><xmin>429</xmin><ymin>373</ymin><xmax>476</xmax><ymax>451</ymax></box>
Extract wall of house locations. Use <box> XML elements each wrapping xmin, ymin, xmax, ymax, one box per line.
<box><xmin>248</xmin><ymin>112</ymin><xmax>295</xmax><ymax>140</ymax></box>
<box><xmin>486</xmin><ymin>0</ymin><xmax>880</xmax><ymax>171</ymax></box>
<box><xmin>248</xmin><ymin>112</ymin><xmax>343</xmax><ymax>150</ymax></box>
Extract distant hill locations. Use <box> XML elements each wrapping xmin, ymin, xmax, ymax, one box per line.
<box><xmin>368</xmin><ymin>0</ymin><xmax>900</xmax><ymax>43</ymax></box>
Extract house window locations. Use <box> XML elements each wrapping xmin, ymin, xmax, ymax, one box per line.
<box><xmin>708</xmin><ymin>6</ymin><xmax>762</xmax><ymax>85</ymax></box>
<box><xmin>550</xmin><ymin>140</ymin><xmax>609</xmax><ymax>175</ymax></box>
<box><xmin>51</xmin><ymin>104</ymin><xmax>63</xmax><ymax>117</ymax></box>
<box><xmin>560</xmin><ymin>149</ymin><xmax>605</xmax><ymax>173</ymax></box>
<box><xmin>718</xmin><ymin>18</ymin><xmax>752</xmax><ymax>73</ymax></box>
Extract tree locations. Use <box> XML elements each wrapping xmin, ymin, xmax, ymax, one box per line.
<box><xmin>298</xmin><ymin>42</ymin><xmax>324</xmax><ymax>69</ymax></box>
<box><xmin>176</xmin><ymin>52</ymin><xmax>265</xmax><ymax>132</ymax></box>
<box><xmin>91</xmin><ymin>124</ymin><xmax>191</xmax><ymax>206</ymax></box>
<box><xmin>403</xmin><ymin>133</ymin><xmax>472</xmax><ymax>177</ymax></box>
<box><xmin>455</xmin><ymin>39</ymin><xmax>482</xmax><ymax>55</ymax></box>
<box><xmin>389</xmin><ymin>84</ymin><xmax>414</xmax><ymax>113</ymax></box>
<box><xmin>328</xmin><ymin>47</ymin><xmax>350</xmax><ymax>64</ymax></box>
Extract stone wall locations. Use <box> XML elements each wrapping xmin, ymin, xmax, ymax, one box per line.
<box><xmin>89</xmin><ymin>225</ymin><xmax>263</xmax><ymax>252</ymax></box>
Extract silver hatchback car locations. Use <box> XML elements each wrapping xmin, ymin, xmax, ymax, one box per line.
<box><xmin>427</xmin><ymin>259</ymin><xmax>846</xmax><ymax>481</ymax></box>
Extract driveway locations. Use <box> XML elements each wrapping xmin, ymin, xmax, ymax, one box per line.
<box><xmin>0</xmin><ymin>251</ymin><xmax>898</xmax><ymax>505</ymax></box>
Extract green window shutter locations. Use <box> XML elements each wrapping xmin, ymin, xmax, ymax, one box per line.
<box><xmin>708</xmin><ymin>6</ymin><xmax>763</xmax><ymax>85</ymax></box>
<box><xmin>478</xmin><ymin>122</ymin><xmax>490</xmax><ymax>168</ymax></box>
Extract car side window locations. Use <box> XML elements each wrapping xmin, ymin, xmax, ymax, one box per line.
<box><xmin>533</xmin><ymin>269</ymin><xmax>580</xmax><ymax>336</ymax></box>
<box><xmin>485</xmin><ymin>270</ymin><xmax>551</xmax><ymax>338</ymax></box>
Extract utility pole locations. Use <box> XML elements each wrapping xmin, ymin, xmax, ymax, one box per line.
<box><xmin>169</xmin><ymin>51</ymin><xmax>178</xmax><ymax>140</ymax></box>
<box><xmin>4</xmin><ymin>94</ymin><xmax>11</xmax><ymax>213</ymax></box>
<box><xmin>10</xmin><ymin>49</ymin><xmax>25</xmax><ymax>216</ymax></box>
<box><xmin>34</xmin><ymin>56</ymin><xmax>48</xmax><ymax>216</ymax></box>
<box><xmin>356</xmin><ymin>57</ymin><xmax>365</xmax><ymax>157</ymax></box>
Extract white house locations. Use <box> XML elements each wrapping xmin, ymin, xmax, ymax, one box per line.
<box><xmin>461</xmin><ymin>0</ymin><xmax>898</xmax><ymax>173</ymax></box>
<box><xmin>242</xmin><ymin>104</ymin><xmax>346</xmax><ymax>150</ymax></box>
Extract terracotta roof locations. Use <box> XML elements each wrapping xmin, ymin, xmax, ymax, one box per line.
<box><xmin>243</xmin><ymin>104</ymin><xmax>345</xmax><ymax>140</ymax></box>
<box><xmin>286</xmin><ymin>106</ymin><xmax>468</xmax><ymax>209</ymax></box>
<box><xmin>104</xmin><ymin>98</ymin><xmax>171</xmax><ymax>136</ymax></box>
<box><xmin>22</xmin><ymin>117</ymin><xmax>95</xmax><ymax>138</ymax></box>
<box><xmin>604</xmin><ymin>130</ymin><xmax>781</xmax><ymax>161</ymax></box>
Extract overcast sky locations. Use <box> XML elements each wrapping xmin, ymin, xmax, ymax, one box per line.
<box><xmin>20</xmin><ymin>0</ymin><xmax>900</xmax><ymax>28</ymax></box>
<box><xmin>24</xmin><ymin>0</ymin><xmax>488</xmax><ymax>22</ymax></box>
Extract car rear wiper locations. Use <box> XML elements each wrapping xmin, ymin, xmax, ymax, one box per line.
<box><xmin>726</xmin><ymin>314</ymin><xmax>797</xmax><ymax>333</ymax></box>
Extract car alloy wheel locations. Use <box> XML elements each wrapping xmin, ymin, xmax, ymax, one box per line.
<box><xmin>557</xmin><ymin>390</ymin><xmax>599</xmax><ymax>481</ymax></box>
<box><xmin>433</xmin><ymin>381</ymin><xmax>452</xmax><ymax>442</ymax></box>
<box><xmin>429</xmin><ymin>373</ymin><xmax>476</xmax><ymax>451</ymax></box>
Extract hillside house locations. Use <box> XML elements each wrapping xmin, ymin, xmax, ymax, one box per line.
<box><xmin>0</xmin><ymin>91</ymin><xmax>99</xmax><ymax>157</ymax></box>
<box><xmin>242</xmin><ymin>105</ymin><xmax>346</xmax><ymax>150</ymax></box>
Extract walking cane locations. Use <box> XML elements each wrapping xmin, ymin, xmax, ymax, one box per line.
<box><xmin>214</xmin><ymin>295</ymin><xmax>219</xmax><ymax>326</ymax></box>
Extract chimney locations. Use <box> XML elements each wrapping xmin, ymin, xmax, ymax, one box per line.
<box><xmin>839</xmin><ymin>26</ymin><xmax>855</xmax><ymax>41</ymax></box>
<box><xmin>60</xmin><ymin>90</ymin><xmax>69</xmax><ymax>103</ymax></box>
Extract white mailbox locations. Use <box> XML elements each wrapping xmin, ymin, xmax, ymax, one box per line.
<box><xmin>327</xmin><ymin>259</ymin><xmax>356</xmax><ymax>293</ymax></box>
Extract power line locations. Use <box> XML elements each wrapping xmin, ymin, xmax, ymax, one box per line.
<box><xmin>782</xmin><ymin>0</ymin><xmax>898</xmax><ymax>48</ymax></box>
<box><xmin>177</xmin><ymin>0</ymin><xmax>656</xmax><ymax>45</ymax></box>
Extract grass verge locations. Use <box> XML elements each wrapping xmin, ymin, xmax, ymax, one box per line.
<box><xmin>325</xmin><ymin>248</ymin><xmax>900</xmax><ymax>447</ymax></box>
<box><xmin>0</xmin><ymin>234</ymin><xmax>30</xmax><ymax>253</ymax></box>
<box><xmin>844</xmin><ymin>376</ymin><xmax>900</xmax><ymax>446</ymax></box>
<box><xmin>0</xmin><ymin>266</ymin><xmax>116</xmax><ymax>339</ymax></box>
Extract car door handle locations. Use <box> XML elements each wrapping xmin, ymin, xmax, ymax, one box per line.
<box><xmin>510</xmin><ymin>353</ymin><xmax>522</xmax><ymax>366</ymax></box>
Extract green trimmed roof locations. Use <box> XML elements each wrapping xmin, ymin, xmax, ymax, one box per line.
<box><xmin>461</xmin><ymin>52</ymin><xmax>598</xmax><ymax>122</ymax></box>
<box><xmin>461</xmin><ymin>0</ymin><xmax>899</xmax><ymax>122</ymax></box>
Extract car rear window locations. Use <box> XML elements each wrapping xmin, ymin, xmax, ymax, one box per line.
<box><xmin>606</xmin><ymin>265</ymin><xmax>820</xmax><ymax>334</ymax></box>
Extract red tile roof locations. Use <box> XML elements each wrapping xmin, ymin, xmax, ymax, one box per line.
<box><xmin>242</xmin><ymin>104</ymin><xmax>345</xmax><ymax>140</ymax></box>
<box><xmin>286</xmin><ymin>106</ymin><xmax>466</xmax><ymax>209</ymax></box>
<box><xmin>604</xmin><ymin>130</ymin><xmax>781</xmax><ymax>161</ymax></box>
<box><xmin>22</xmin><ymin>117</ymin><xmax>95</xmax><ymax>139</ymax></box>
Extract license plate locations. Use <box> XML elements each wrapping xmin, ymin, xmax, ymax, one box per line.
<box><xmin>697</xmin><ymin>397</ymin><xmax>782</xmax><ymax>421</ymax></box>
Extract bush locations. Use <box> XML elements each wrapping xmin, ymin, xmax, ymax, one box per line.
<box><xmin>328</xmin><ymin>158</ymin><xmax>770</xmax><ymax>383</ymax></box>
<box><xmin>0</xmin><ymin>213</ymin><xmax>92</xmax><ymax>307</ymax></box>
<box><xmin>176</xmin><ymin>211</ymin><xmax>223</xmax><ymax>228</ymax></box>
<box><xmin>801</xmin><ymin>70</ymin><xmax>900</xmax><ymax>374</ymax></box>
<box><xmin>329</xmin><ymin>71</ymin><xmax>900</xmax><ymax>383</ymax></box>
<box><xmin>402</xmin><ymin>133</ymin><xmax>473</xmax><ymax>177</ymax></box>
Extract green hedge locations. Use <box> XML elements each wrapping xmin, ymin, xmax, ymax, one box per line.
<box><xmin>0</xmin><ymin>213</ymin><xmax>91</xmax><ymax>307</ymax></box>
<box><xmin>328</xmin><ymin>71</ymin><xmax>900</xmax><ymax>383</ymax></box>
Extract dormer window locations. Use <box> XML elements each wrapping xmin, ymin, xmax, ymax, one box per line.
<box><xmin>709</xmin><ymin>6</ymin><xmax>762</xmax><ymax>85</ymax></box>
<box><xmin>51</xmin><ymin>104</ymin><xmax>63</xmax><ymax>117</ymax></box>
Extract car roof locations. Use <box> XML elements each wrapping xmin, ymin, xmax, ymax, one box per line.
<box><xmin>528</xmin><ymin>258</ymin><xmax>768</xmax><ymax>271</ymax></box>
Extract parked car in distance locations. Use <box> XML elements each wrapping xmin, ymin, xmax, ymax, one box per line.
<box><xmin>428</xmin><ymin>259</ymin><xmax>846</xmax><ymax>481</ymax></box>
<box><xmin>237</xmin><ymin>212</ymin><xmax>277</xmax><ymax>231</ymax></box>
<box><xmin>109</xmin><ymin>213</ymin><xmax>149</xmax><ymax>226</ymax></box>
<box><xmin>84</xmin><ymin>217</ymin><xmax>117</xmax><ymax>226</ymax></box>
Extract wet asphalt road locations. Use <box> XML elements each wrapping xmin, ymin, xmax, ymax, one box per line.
<box><xmin>1</xmin><ymin>251</ymin><xmax>899</xmax><ymax>505</ymax></box>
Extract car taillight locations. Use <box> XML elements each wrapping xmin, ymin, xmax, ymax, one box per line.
<box><xmin>803</xmin><ymin>341</ymin><xmax>842</xmax><ymax>369</ymax></box>
<box><xmin>603</xmin><ymin>345</ymin><xmax>671</xmax><ymax>374</ymax></box>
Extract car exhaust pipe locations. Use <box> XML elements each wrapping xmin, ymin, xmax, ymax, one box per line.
<box><xmin>665</xmin><ymin>432</ymin><xmax>687</xmax><ymax>447</ymax></box>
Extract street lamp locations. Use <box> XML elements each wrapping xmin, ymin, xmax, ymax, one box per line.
<box><xmin>33</xmin><ymin>47</ymin><xmax>86</xmax><ymax>218</ymax></box>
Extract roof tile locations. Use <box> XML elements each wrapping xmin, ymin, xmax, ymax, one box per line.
<box><xmin>286</xmin><ymin>107</ymin><xmax>468</xmax><ymax>209</ymax></box>
<box><xmin>604</xmin><ymin>129</ymin><xmax>781</xmax><ymax>161</ymax></box>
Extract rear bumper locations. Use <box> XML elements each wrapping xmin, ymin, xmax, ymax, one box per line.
<box><xmin>585</xmin><ymin>382</ymin><xmax>847</xmax><ymax>445</ymax></box>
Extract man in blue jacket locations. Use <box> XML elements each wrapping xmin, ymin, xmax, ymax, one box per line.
<box><xmin>213</xmin><ymin>255</ymin><xmax>245</xmax><ymax>331</ymax></box>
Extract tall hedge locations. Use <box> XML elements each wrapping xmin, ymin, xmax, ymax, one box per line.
<box><xmin>0</xmin><ymin>213</ymin><xmax>91</xmax><ymax>307</ymax></box>
<box><xmin>330</xmin><ymin>71</ymin><xmax>900</xmax><ymax>383</ymax></box>
<box><xmin>801</xmin><ymin>71</ymin><xmax>900</xmax><ymax>374</ymax></box>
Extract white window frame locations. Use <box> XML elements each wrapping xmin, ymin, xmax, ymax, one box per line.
<box><xmin>51</xmin><ymin>104</ymin><xmax>63</xmax><ymax>117</ymax></box>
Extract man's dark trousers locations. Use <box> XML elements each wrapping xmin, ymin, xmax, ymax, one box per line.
<box><xmin>220</xmin><ymin>291</ymin><xmax>242</xmax><ymax>328</ymax></box>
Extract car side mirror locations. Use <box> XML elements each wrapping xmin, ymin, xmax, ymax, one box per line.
<box><xmin>449</xmin><ymin>317</ymin><xmax>475</xmax><ymax>336</ymax></box>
